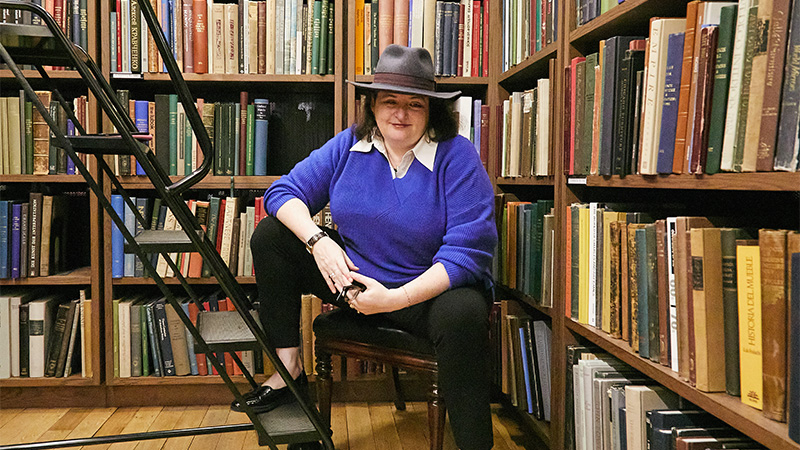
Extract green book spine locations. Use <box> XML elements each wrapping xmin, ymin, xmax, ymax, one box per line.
<box><xmin>202</xmin><ymin>196</ymin><xmax>221</xmax><ymax>277</ymax></box>
<box><xmin>168</xmin><ymin>94</ymin><xmax>178</xmax><ymax>176</ymax></box>
<box><xmin>184</xmin><ymin>113</ymin><xmax>193</xmax><ymax>175</ymax></box>
<box><xmin>140</xmin><ymin>303</ymin><xmax>149</xmax><ymax>376</ymax></box>
<box><xmin>635</xmin><ymin>227</ymin><xmax>649</xmax><ymax>357</ymax></box>
<box><xmin>326</xmin><ymin>0</ymin><xmax>334</xmax><ymax>74</ymax></box>
<box><xmin>720</xmin><ymin>227</ymin><xmax>744</xmax><ymax>396</ymax></box>
<box><xmin>645</xmin><ymin>223</ymin><xmax>659</xmax><ymax>363</ymax></box>
<box><xmin>246</xmin><ymin>104</ymin><xmax>255</xmax><ymax>176</ymax></box>
<box><xmin>319</xmin><ymin>0</ymin><xmax>328</xmax><ymax>75</ymax></box>
<box><xmin>25</xmin><ymin>101</ymin><xmax>33</xmax><ymax>174</ymax></box>
<box><xmin>311</xmin><ymin>0</ymin><xmax>322</xmax><ymax>75</ymax></box>
<box><xmin>214</xmin><ymin>103</ymin><xmax>225</xmax><ymax>176</ymax></box>
<box><xmin>226</xmin><ymin>103</ymin><xmax>236</xmax><ymax>175</ymax></box>
<box><xmin>706</xmin><ymin>5</ymin><xmax>738</xmax><ymax>174</ymax></box>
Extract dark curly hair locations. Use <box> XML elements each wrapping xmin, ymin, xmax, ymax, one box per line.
<box><xmin>353</xmin><ymin>91</ymin><xmax>460</xmax><ymax>142</ymax></box>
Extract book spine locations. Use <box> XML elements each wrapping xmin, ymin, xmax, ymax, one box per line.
<box><xmin>689</xmin><ymin>25</ymin><xmax>718</xmax><ymax>174</ymax></box>
<box><xmin>775</xmin><ymin>4</ymin><xmax>800</xmax><ymax>171</ymax></box>
<box><xmin>673</xmin><ymin>1</ymin><xmax>699</xmax><ymax>173</ymax></box>
<box><xmin>721</xmin><ymin>0</ymin><xmax>754</xmax><ymax>171</ymax></box>
<box><xmin>154</xmin><ymin>301</ymin><xmax>176</xmax><ymax>376</ymax></box>
<box><xmin>111</xmin><ymin>195</ymin><xmax>124</xmax><ymax>278</ymax></box>
<box><xmin>737</xmin><ymin>242</ymin><xmax>763</xmax><ymax>409</ymax></box>
<box><xmin>720</xmin><ymin>228</ymin><xmax>741</xmax><ymax>396</ymax></box>
<box><xmin>705</xmin><ymin>5</ymin><xmax>738</xmax><ymax>174</ymax></box>
<box><xmin>656</xmin><ymin>32</ymin><xmax>685</xmax><ymax>174</ymax></box>
<box><xmin>760</xmin><ymin>229</ymin><xmax>789</xmax><ymax>422</ymax></box>
<box><xmin>789</xmin><ymin>252</ymin><xmax>800</xmax><ymax>441</ymax></box>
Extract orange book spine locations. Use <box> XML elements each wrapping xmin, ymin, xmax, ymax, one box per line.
<box><xmin>192</xmin><ymin>0</ymin><xmax>208</xmax><ymax>73</ymax></box>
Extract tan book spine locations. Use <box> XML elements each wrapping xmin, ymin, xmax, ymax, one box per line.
<box><xmin>620</xmin><ymin>221</ymin><xmax>630</xmax><ymax>342</ymax></box>
<box><xmin>760</xmin><ymin>228</ymin><xmax>789</xmax><ymax>422</ymax></box>
<box><xmin>212</xmin><ymin>3</ymin><xmax>225</xmax><ymax>74</ymax></box>
<box><xmin>378</xmin><ymin>0</ymin><xmax>393</xmax><ymax>54</ymax></box>
<box><xmin>165</xmin><ymin>303</ymin><xmax>191</xmax><ymax>376</ymax></box>
<box><xmin>32</xmin><ymin>91</ymin><xmax>52</xmax><ymax>175</ymax></box>
<box><xmin>627</xmin><ymin>223</ymin><xmax>647</xmax><ymax>351</ymax></box>
<box><xmin>692</xmin><ymin>228</ymin><xmax>726</xmax><ymax>392</ymax></box>
<box><xmin>39</xmin><ymin>195</ymin><xmax>54</xmax><ymax>277</ymax></box>
<box><xmin>673</xmin><ymin>1</ymin><xmax>700</xmax><ymax>173</ymax></box>
<box><xmin>741</xmin><ymin>0</ymin><xmax>773</xmax><ymax>172</ymax></box>
<box><xmin>656</xmin><ymin>220</ymin><xmax>670</xmax><ymax>366</ymax></box>
<box><xmin>609</xmin><ymin>220</ymin><xmax>622</xmax><ymax>338</ymax></box>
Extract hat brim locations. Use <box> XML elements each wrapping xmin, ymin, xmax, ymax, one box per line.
<box><xmin>347</xmin><ymin>80</ymin><xmax>461</xmax><ymax>99</ymax></box>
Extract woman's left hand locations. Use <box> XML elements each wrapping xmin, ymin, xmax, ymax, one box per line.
<box><xmin>346</xmin><ymin>272</ymin><xmax>404</xmax><ymax>315</ymax></box>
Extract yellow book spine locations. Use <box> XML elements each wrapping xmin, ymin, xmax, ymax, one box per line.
<box><xmin>737</xmin><ymin>244</ymin><xmax>763</xmax><ymax>410</ymax></box>
<box><xmin>355</xmin><ymin>0</ymin><xmax>364</xmax><ymax>75</ymax></box>
<box><xmin>579</xmin><ymin>207</ymin><xmax>590</xmax><ymax>324</ymax></box>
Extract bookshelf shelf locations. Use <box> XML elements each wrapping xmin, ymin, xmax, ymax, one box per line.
<box><xmin>112</xmin><ymin>276</ymin><xmax>256</xmax><ymax>285</ymax></box>
<box><xmin>499</xmin><ymin>395</ymin><xmax>552</xmax><ymax>447</ymax></box>
<box><xmin>572</xmin><ymin>172</ymin><xmax>800</xmax><ymax>191</ymax></box>
<box><xmin>565</xmin><ymin>319</ymin><xmax>800</xmax><ymax>450</ymax></box>
<box><xmin>568</xmin><ymin>0</ymin><xmax>690</xmax><ymax>54</ymax></box>
<box><xmin>0</xmin><ymin>375</ymin><xmax>98</xmax><ymax>388</ymax></box>
<box><xmin>0</xmin><ymin>174</ymin><xmax>89</xmax><ymax>183</ymax></box>
<box><xmin>496</xmin><ymin>176</ymin><xmax>556</xmax><ymax>187</ymax></box>
<box><xmin>496</xmin><ymin>285</ymin><xmax>552</xmax><ymax>318</ymax></box>
<box><xmin>0</xmin><ymin>69</ymin><xmax>84</xmax><ymax>80</ymax></box>
<box><xmin>498</xmin><ymin>42</ymin><xmax>558</xmax><ymax>88</ymax></box>
<box><xmin>0</xmin><ymin>266</ymin><xmax>93</xmax><ymax>286</ymax></box>
<box><xmin>117</xmin><ymin>175</ymin><xmax>280</xmax><ymax>190</ymax></box>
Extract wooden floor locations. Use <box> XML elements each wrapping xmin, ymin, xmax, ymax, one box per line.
<box><xmin>0</xmin><ymin>403</ymin><xmax>546</xmax><ymax>450</ymax></box>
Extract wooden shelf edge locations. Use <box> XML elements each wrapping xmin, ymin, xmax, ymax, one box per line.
<box><xmin>496</xmin><ymin>176</ymin><xmax>556</xmax><ymax>186</ymax></box>
<box><xmin>116</xmin><ymin>175</ymin><xmax>280</xmax><ymax>190</ymax></box>
<box><xmin>569</xmin><ymin>0</ymin><xmax>649</xmax><ymax>41</ymax></box>
<box><xmin>565</xmin><ymin>319</ymin><xmax>800</xmax><ymax>450</ymax></box>
<box><xmin>1</xmin><ymin>69</ymin><xmax>83</xmax><ymax>80</ymax></box>
<box><xmin>563</xmin><ymin>172</ymin><xmax>800</xmax><ymax>191</ymax></box>
<box><xmin>0</xmin><ymin>266</ymin><xmax>93</xmax><ymax>286</ymax></box>
<box><xmin>498</xmin><ymin>42</ymin><xmax>559</xmax><ymax>84</ymax></box>
<box><xmin>112</xmin><ymin>276</ymin><xmax>256</xmax><ymax>285</ymax></box>
<box><xmin>0</xmin><ymin>174</ymin><xmax>88</xmax><ymax>183</ymax></box>
<box><xmin>496</xmin><ymin>285</ymin><xmax>553</xmax><ymax>317</ymax></box>
<box><xmin>111</xmin><ymin>73</ymin><xmax>336</xmax><ymax>83</ymax></box>
<box><xmin>0</xmin><ymin>376</ymin><xmax>99</xmax><ymax>387</ymax></box>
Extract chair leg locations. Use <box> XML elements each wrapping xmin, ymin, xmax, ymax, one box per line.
<box><xmin>427</xmin><ymin>373</ymin><xmax>445</xmax><ymax>450</ymax></box>
<box><xmin>315</xmin><ymin>347</ymin><xmax>333</xmax><ymax>428</ymax></box>
<box><xmin>390</xmin><ymin>366</ymin><xmax>406</xmax><ymax>411</ymax></box>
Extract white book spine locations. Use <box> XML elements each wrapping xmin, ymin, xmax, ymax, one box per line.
<box><xmin>536</xmin><ymin>78</ymin><xmax>551</xmax><ymax>176</ymax></box>
<box><xmin>411</xmin><ymin>0</ymin><xmax>424</xmax><ymax>48</ymax></box>
<box><xmin>244</xmin><ymin>206</ymin><xmax>255</xmax><ymax>276</ymax></box>
<box><xmin>10</xmin><ymin>297</ymin><xmax>21</xmax><ymax>377</ymax></box>
<box><xmin>0</xmin><ymin>297</ymin><xmax>11</xmax><ymax>378</ymax></box>
<box><xmin>296</xmin><ymin>0</ymin><xmax>303</xmax><ymax>74</ymax></box>
<box><xmin>122</xmin><ymin>0</ymin><xmax>131</xmax><ymax>72</ymax></box>
<box><xmin>274</xmin><ymin>0</ymin><xmax>284</xmax><ymax>74</ymax></box>
<box><xmin>587</xmin><ymin>202</ymin><xmax>599</xmax><ymax>327</ymax></box>
<box><xmin>720</xmin><ymin>0</ymin><xmax>753</xmax><ymax>171</ymax></box>
<box><xmin>666</xmin><ymin>217</ymin><xmax>679</xmax><ymax>372</ymax></box>
<box><xmin>119</xmin><ymin>301</ymin><xmax>131</xmax><ymax>378</ymax></box>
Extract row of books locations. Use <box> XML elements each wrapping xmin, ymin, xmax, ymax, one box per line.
<box><xmin>499</xmin><ymin>76</ymin><xmax>552</xmax><ymax>177</ymax></box>
<box><xmin>495</xmin><ymin>197</ymin><xmax>554</xmax><ymax>306</ymax></box>
<box><xmin>566</xmin><ymin>1</ymin><xmax>800</xmax><ymax>176</ymax></box>
<box><xmin>0</xmin><ymin>193</ymin><xmax>90</xmax><ymax>280</ymax></box>
<box><xmin>110</xmin><ymin>0</ymin><xmax>335</xmax><ymax>75</ymax></box>
<box><xmin>109</xmin><ymin>91</ymin><xmax>272</xmax><ymax>177</ymax></box>
<box><xmin>493</xmin><ymin>299</ymin><xmax>551</xmax><ymax>421</ymax></box>
<box><xmin>110</xmin><ymin>194</ymin><xmax>267</xmax><ymax>278</ymax></box>
<box><xmin>0</xmin><ymin>289</ymin><xmax>92</xmax><ymax>379</ymax></box>
<box><xmin>566</xmin><ymin>202</ymin><xmax>800</xmax><ymax>425</ymax></box>
<box><xmin>574</xmin><ymin>0</ymin><xmax>621</xmax><ymax>28</ymax></box>
<box><xmin>501</xmin><ymin>0</ymin><xmax>556</xmax><ymax>71</ymax></box>
<box><xmin>353</xmin><ymin>0</ymin><xmax>490</xmax><ymax>77</ymax></box>
<box><xmin>0</xmin><ymin>0</ymin><xmax>89</xmax><ymax>60</ymax></box>
<box><xmin>566</xmin><ymin>346</ymin><xmax>770</xmax><ymax>450</ymax></box>
<box><xmin>0</xmin><ymin>92</ymin><xmax>90</xmax><ymax>176</ymax></box>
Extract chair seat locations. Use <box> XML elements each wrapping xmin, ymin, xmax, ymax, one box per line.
<box><xmin>313</xmin><ymin>308</ymin><xmax>435</xmax><ymax>356</ymax></box>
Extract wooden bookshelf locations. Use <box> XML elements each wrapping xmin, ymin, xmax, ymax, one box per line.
<box><xmin>117</xmin><ymin>175</ymin><xmax>281</xmax><ymax>190</ymax></box>
<box><xmin>496</xmin><ymin>175</ymin><xmax>556</xmax><ymax>187</ymax></box>
<box><xmin>566</xmin><ymin>319</ymin><xmax>800</xmax><ymax>450</ymax></box>
<box><xmin>565</xmin><ymin>172</ymin><xmax>800</xmax><ymax>191</ymax></box>
<box><xmin>0</xmin><ymin>266</ymin><xmax>93</xmax><ymax>286</ymax></box>
<box><xmin>112</xmin><ymin>276</ymin><xmax>256</xmax><ymax>285</ymax></box>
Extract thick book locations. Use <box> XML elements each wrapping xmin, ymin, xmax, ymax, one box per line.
<box><xmin>164</xmin><ymin>302</ymin><xmax>191</xmax><ymax>376</ymax></box>
<box><xmin>253</xmin><ymin>99</ymin><xmax>269</xmax><ymax>176</ymax></box>
<box><xmin>625</xmin><ymin>385</ymin><xmax>680</xmax><ymax>450</ymax></box>
<box><xmin>656</xmin><ymin>32</ymin><xmax>685</xmax><ymax>174</ymax></box>
<box><xmin>153</xmin><ymin>299</ymin><xmax>176</xmax><ymax>376</ymax></box>
<box><xmin>720</xmin><ymin>228</ymin><xmax>745</xmax><ymax>396</ymax></box>
<box><xmin>789</xmin><ymin>252</ymin><xmax>800</xmax><ymax>443</ymax></box>
<box><xmin>31</xmin><ymin>91</ymin><xmax>51</xmax><ymax>175</ymax></box>
<box><xmin>111</xmin><ymin>195</ymin><xmax>124</xmax><ymax>279</ymax></box>
<box><xmin>647</xmin><ymin>410</ymin><xmax>725</xmax><ymax>450</ymax></box>
<box><xmin>720</xmin><ymin>0</ymin><xmax>754</xmax><ymax>172</ymax></box>
<box><xmin>738</xmin><ymin>240</ymin><xmax>763</xmax><ymax>408</ymax></box>
<box><xmin>44</xmin><ymin>301</ymin><xmax>70</xmax><ymax>377</ymax></box>
<box><xmin>688</xmin><ymin>25</ymin><xmax>719</xmax><ymax>174</ymax></box>
<box><xmin>705</xmin><ymin>5</ymin><xmax>738</xmax><ymax>174</ymax></box>
<box><xmin>775</xmin><ymin>4</ymin><xmax>800</xmax><ymax>171</ymax></box>
<box><xmin>760</xmin><ymin>229</ymin><xmax>789</xmax><ymax>422</ymax></box>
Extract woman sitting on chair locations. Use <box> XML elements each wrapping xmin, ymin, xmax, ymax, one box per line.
<box><xmin>234</xmin><ymin>44</ymin><xmax>498</xmax><ymax>450</ymax></box>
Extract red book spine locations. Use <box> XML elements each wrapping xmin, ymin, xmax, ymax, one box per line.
<box><xmin>457</xmin><ymin>3</ymin><xmax>465</xmax><ymax>76</ymax></box>
<box><xmin>116</xmin><ymin>0</ymin><xmax>122</xmax><ymax>72</ymax></box>
<box><xmin>187</xmin><ymin>302</ymin><xmax>208</xmax><ymax>375</ymax></box>
<box><xmin>529</xmin><ymin>0</ymin><xmax>535</xmax><ymax>55</ymax></box>
<box><xmin>563</xmin><ymin>64</ymin><xmax>572</xmax><ymax>175</ymax></box>
<box><xmin>494</xmin><ymin>104</ymin><xmax>502</xmax><ymax>176</ymax></box>
<box><xmin>216</xmin><ymin>198</ymin><xmax>226</xmax><ymax>252</ymax></box>
<box><xmin>257</xmin><ymin>0</ymin><xmax>266</xmax><ymax>74</ymax></box>
<box><xmin>192</xmin><ymin>0</ymin><xmax>208</xmax><ymax>73</ymax></box>
<box><xmin>482</xmin><ymin>0</ymin><xmax>489</xmax><ymax>77</ymax></box>
<box><xmin>471</xmin><ymin>0</ymin><xmax>480</xmax><ymax>77</ymax></box>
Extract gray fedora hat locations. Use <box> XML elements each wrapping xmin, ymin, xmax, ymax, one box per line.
<box><xmin>347</xmin><ymin>45</ymin><xmax>461</xmax><ymax>99</ymax></box>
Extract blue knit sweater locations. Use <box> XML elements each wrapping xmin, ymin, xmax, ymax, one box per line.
<box><xmin>265</xmin><ymin>127</ymin><xmax>497</xmax><ymax>289</ymax></box>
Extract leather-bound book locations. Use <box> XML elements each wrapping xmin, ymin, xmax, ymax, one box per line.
<box><xmin>760</xmin><ymin>228</ymin><xmax>789</xmax><ymax>422</ymax></box>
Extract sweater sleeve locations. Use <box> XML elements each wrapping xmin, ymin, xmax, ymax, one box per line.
<box><xmin>264</xmin><ymin>129</ymin><xmax>356</xmax><ymax>217</ymax></box>
<box><xmin>432</xmin><ymin>136</ymin><xmax>498</xmax><ymax>288</ymax></box>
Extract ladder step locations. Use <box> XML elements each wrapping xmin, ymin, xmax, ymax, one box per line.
<box><xmin>127</xmin><ymin>229</ymin><xmax>203</xmax><ymax>253</ymax></box>
<box><xmin>0</xmin><ymin>22</ymin><xmax>75</xmax><ymax>66</ymax></box>
<box><xmin>196</xmin><ymin>310</ymin><xmax>259</xmax><ymax>353</ymax></box>
<box><xmin>255</xmin><ymin>401</ymin><xmax>322</xmax><ymax>446</ymax></box>
<box><xmin>66</xmin><ymin>133</ymin><xmax>153</xmax><ymax>155</ymax></box>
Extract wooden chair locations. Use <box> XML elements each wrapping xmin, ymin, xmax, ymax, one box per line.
<box><xmin>313</xmin><ymin>308</ymin><xmax>445</xmax><ymax>450</ymax></box>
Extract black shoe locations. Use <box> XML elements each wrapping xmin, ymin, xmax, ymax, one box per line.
<box><xmin>231</xmin><ymin>372</ymin><xmax>309</xmax><ymax>414</ymax></box>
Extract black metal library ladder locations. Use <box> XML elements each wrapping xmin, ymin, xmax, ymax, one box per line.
<box><xmin>0</xmin><ymin>2</ymin><xmax>333</xmax><ymax>449</ymax></box>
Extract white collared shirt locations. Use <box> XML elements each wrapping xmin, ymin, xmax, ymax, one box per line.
<box><xmin>349</xmin><ymin>134</ymin><xmax>439</xmax><ymax>179</ymax></box>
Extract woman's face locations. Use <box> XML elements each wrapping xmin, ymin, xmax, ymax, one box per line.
<box><xmin>371</xmin><ymin>91</ymin><xmax>430</xmax><ymax>151</ymax></box>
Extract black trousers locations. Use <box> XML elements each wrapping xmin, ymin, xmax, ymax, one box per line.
<box><xmin>250</xmin><ymin>215</ymin><xmax>494</xmax><ymax>450</ymax></box>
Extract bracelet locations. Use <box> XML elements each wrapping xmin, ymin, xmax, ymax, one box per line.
<box><xmin>401</xmin><ymin>286</ymin><xmax>412</xmax><ymax>308</ymax></box>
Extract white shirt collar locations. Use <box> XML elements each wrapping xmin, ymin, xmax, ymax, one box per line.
<box><xmin>350</xmin><ymin>133</ymin><xmax>438</xmax><ymax>178</ymax></box>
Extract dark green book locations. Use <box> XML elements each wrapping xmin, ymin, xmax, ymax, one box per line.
<box><xmin>139</xmin><ymin>302</ymin><xmax>149</xmax><ymax>376</ymax></box>
<box><xmin>154</xmin><ymin>95</ymin><xmax>171</xmax><ymax>174</ymax></box>
<box><xmin>570</xmin><ymin>204</ymin><xmax>582</xmax><ymax>319</ymax></box>
<box><xmin>226</xmin><ymin>103</ymin><xmax>236</xmax><ymax>176</ymax></box>
<box><xmin>130</xmin><ymin>298</ymin><xmax>142</xmax><ymax>377</ymax></box>
<box><xmin>115</xmin><ymin>90</ymin><xmax>131</xmax><ymax>175</ymax></box>
<box><xmin>326</xmin><ymin>0</ymin><xmax>334</xmax><ymax>74</ymax></box>
<box><xmin>720</xmin><ymin>227</ymin><xmax>747</xmax><ymax>396</ymax></box>
<box><xmin>168</xmin><ymin>94</ymin><xmax>178</xmax><ymax>176</ymax></box>
<box><xmin>582</xmin><ymin>52</ymin><xmax>598</xmax><ymax>176</ymax></box>
<box><xmin>184</xmin><ymin>112</ymin><xmax>193</xmax><ymax>176</ymax></box>
<box><xmin>371</xmin><ymin>0</ymin><xmax>379</xmax><ymax>71</ymax></box>
<box><xmin>214</xmin><ymin>102</ymin><xmax>226</xmax><ymax>176</ymax></box>
<box><xmin>246</xmin><ymin>104</ymin><xmax>255</xmax><ymax>176</ymax></box>
<box><xmin>705</xmin><ymin>5</ymin><xmax>738</xmax><ymax>174</ymax></box>
<box><xmin>311</xmin><ymin>0</ymin><xmax>322</xmax><ymax>74</ymax></box>
<box><xmin>319</xmin><ymin>0</ymin><xmax>328</xmax><ymax>75</ymax></box>
<box><xmin>532</xmin><ymin>199</ymin><xmax>554</xmax><ymax>301</ymax></box>
<box><xmin>201</xmin><ymin>196</ymin><xmax>221</xmax><ymax>278</ymax></box>
<box><xmin>635</xmin><ymin>227</ymin><xmax>649</xmax><ymax>358</ymax></box>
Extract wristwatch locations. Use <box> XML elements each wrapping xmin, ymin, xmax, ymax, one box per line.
<box><xmin>305</xmin><ymin>231</ymin><xmax>329</xmax><ymax>254</ymax></box>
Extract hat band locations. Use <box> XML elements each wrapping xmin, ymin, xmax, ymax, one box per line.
<box><xmin>373</xmin><ymin>72</ymin><xmax>436</xmax><ymax>92</ymax></box>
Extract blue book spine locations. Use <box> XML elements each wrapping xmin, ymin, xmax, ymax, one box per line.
<box><xmin>789</xmin><ymin>253</ymin><xmax>800</xmax><ymax>443</ymax></box>
<box><xmin>408</xmin><ymin>0</ymin><xmax>413</xmax><ymax>46</ymax></box>
<box><xmin>442</xmin><ymin>2</ymin><xmax>453</xmax><ymax>77</ymax></box>
<box><xmin>518</xmin><ymin>325</ymin><xmax>534</xmax><ymax>414</ymax></box>
<box><xmin>161</xmin><ymin>0</ymin><xmax>171</xmax><ymax>71</ymax></box>
<box><xmin>656</xmin><ymin>32</ymin><xmax>685</xmax><ymax>174</ymax></box>
<box><xmin>449</xmin><ymin>2</ymin><xmax>459</xmax><ymax>76</ymax></box>
<box><xmin>180</xmin><ymin>302</ymin><xmax>199</xmax><ymax>375</ymax></box>
<box><xmin>11</xmin><ymin>203</ymin><xmax>21</xmax><ymax>279</ymax></box>
<box><xmin>635</xmin><ymin>228</ymin><xmax>649</xmax><ymax>357</ymax></box>
<box><xmin>168</xmin><ymin>95</ymin><xmax>178</xmax><ymax>175</ymax></box>
<box><xmin>0</xmin><ymin>201</ymin><xmax>9</xmax><ymax>278</ymax></box>
<box><xmin>775</xmin><ymin>5</ymin><xmax>800</xmax><ymax>171</ymax></box>
<box><xmin>71</xmin><ymin>0</ymin><xmax>80</xmax><ymax>44</ymax></box>
<box><xmin>473</xmin><ymin>99</ymin><xmax>482</xmax><ymax>152</ymax></box>
<box><xmin>253</xmin><ymin>99</ymin><xmax>270</xmax><ymax>176</ymax></box>
<box><xmin>111</xmin><ymin>195</ymin><xmax>124</xmax><ymax>278</ymax></box>
<box><xmin>135</xmin><ymin>100</ymin><xmax>149</xmax><ymax>175</ymax></box>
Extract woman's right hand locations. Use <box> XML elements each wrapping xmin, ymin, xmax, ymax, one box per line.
<box><xmin>312</xmin><ymin>236</ymin><xmax>359</xmax><ymax>293</ymax></box>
